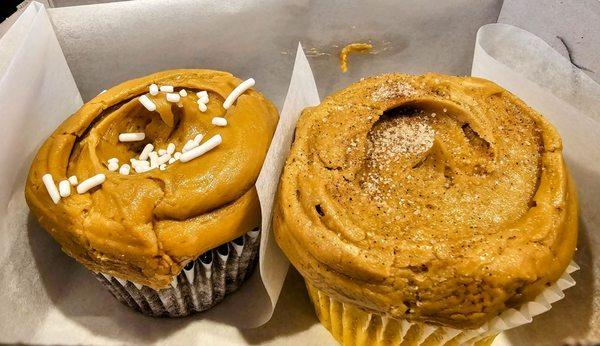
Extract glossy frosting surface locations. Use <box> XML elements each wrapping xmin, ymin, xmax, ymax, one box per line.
<box><xmin>274</xmin><ymin>73</ymin><xmax>577</xmax><ymax>328</ymax></box>
<box><xmin>26</xmin><ymin>69</ymin><xmax>278</xmax><ymax>289</ymax></box>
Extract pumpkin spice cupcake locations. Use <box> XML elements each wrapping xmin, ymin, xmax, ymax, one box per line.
<box><xmin>274</xmin><ymin>73</ymin><xmax>578</xmax><ymax>344</ymax></box>
<box><xmin>25</xmin><ymin>69</ymin><xmax>278</xmax><ymax>317</ymax></box>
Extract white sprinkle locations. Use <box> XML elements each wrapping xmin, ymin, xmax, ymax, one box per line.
<box><xmin>107</xmin><ymin>157</ymin><xmax>119</xmax><ymax>164</ymax></box>
<box><xmin>68</xmin><ymin>175</ymin><xmax>78</xmax><ymax>186</ymax></box>
<box><xmin>196</xmin><ymin>91</ymin><xmax>208</xmax><ymax>100</ymax></box>
<box><xmin>198</xmin><ymin>95</ymin><xmax>209</xmax><ymax>104</ymax></box>
<box><xmin>139</xmin><ymin>143</ymin><xmax>154</xmax><ymax>160</ymax></box>
<box><xmin>166</xmin><ymin>143</ymin><xmax>176</xmax><ymax>154</ymax></box>
<box><xmin>42</xmin><ymin>174</ymin><xmax>60</xmax><ymax>204</ymax></box>
<box><xmin>166</xmin><ymin>93</ymin><xmax>180</xmax><ymax>103</ymax></box>
<box><xmin>159</xmin><ymin>164</ymin><xmax>167</xmax><ymax>171</ymax></box>
<box><xmin>198</xmin><ymin>102</ymin><xmax>207</xmax><ymax>112</ymax></box>
<box><xmin>58</xmin><ymin>180</ymin><xmax>71</xmax><ymax>198</ymax></box>
<box><xmin>174</xmin><ymin>152</ymin><xmax>181</xmax><ymax>160</ymax></box>
<box><xmin>77</xmin><ymin>174</ymin><xmax>106</xmax><ymax>194</ymax></box>
<box><xmin>193</xmin><ymin>134</ymin><xmax>203</xmax><ymax>144</ymax></box>
<box><xmin>138</xmin><ymin>95</ymin><xmax>156</xmax><ymax>112</ymax></box>
<box><xmin>212</xmin><ymin>117</ymin><xmax>227</xmax><ymax>126</ymax></box>
<box><xmin>179</xmin><ymin>89</ymin><xmax>188</xmax><ymax>97</ymax></box>
<box><xmin>131</xmin><ymin>159</ymin><xmax>149</xmax><ymax>168</ymax></box>
<box><xmin>107</xmin><ymin>161</ymin><xmax>119</xmax><ymax>172</ymax></box>
<box><xmin>180</xmin><ymin>134</ymin><xmax>222</xmax><ymax>162</ymax></box>
<box><xmin>119</xmin><ymin>132</ymin><xmax>145</xmax><ymax>142</ymax></box>
<box><xmin>149</xmin><ymin>151</ymin><xmax>159</xmax><ymax>168</ymax></box>
<box><xmin>223</xmin><ymin>78</ymin><xmax>255</xmax><ymax>109</ymax></box>
<box><xmin>99</xmin><ymin>89</ymin><xmax>107</xmax><ymax>95</ymax></box>
<box><xmin>168</xmin><ymin>158</ymin><xmax>176</xmax><ymax>164</ymax></box>
<box><xmin>157</xmin><ymin>153</ymin><xmax>171</xmax><ymax>165</ymax></box>
<box><xmin>149</xmin><ymin>84</ymin><xmax>159</xmax><ymax>96</ymax></box>
<box><xmin>182</xmin><ymin>140</ymin><xmax>198</xmax><ymax>153</ymax></box>
<box><xmin>135</xmin><ymin>165</ymin><xmax>151</xmax><ymax>173</ymax></box>
<box><xmin>158</xmin><ymin>149</ymin><xmax>167</xmax><ymax>156</ymax></box>
<box><xmin>119</xmin><ymin>164</ymin><xmax>131</xmax><ymax>175</ymax></box>
<box><xmin>159</xmin><ymin>85</ymin><xmax>174</xmax><ymax>92</ymax></box>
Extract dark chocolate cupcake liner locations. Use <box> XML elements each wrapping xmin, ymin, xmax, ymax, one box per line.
<box><xmin>94</xmin><ymin>228</ymin><xmax>260</xmax><ymax>317</ymax></box>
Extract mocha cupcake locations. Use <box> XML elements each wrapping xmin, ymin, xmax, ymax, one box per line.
<box><xmin>274</xmin><ymin>73</ymin><xmax>578</xmax><ymax>344</ymax></box>
<box><xmin>25</xmin><ymin>69</ymin><xmax>278</xmax><ymax>317</ymax></box>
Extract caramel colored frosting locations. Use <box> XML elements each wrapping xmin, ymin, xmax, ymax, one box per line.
<box><xmin>339</xmin><ymin>43</ymin><xmax>373</xmax><ymax>73</ymax></box>
<box><xmin>25</xmin><ymin>69</ymin><xmax>278</xmax><ymax>289</ymax></box>
<box><xmin>274</xmin><ymin>73</ymin><xmax>577</xmax><ymax>329</ymax></box>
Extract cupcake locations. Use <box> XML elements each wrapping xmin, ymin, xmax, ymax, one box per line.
<box><xmin>25</xmin><ymin>69</ymin><xmax>278</xmax><ymax>317</ymax></box>
<box><xmin>274</xmin><ymin>73</ymin><xmax>578</xmax><ymax>344</ymax></box>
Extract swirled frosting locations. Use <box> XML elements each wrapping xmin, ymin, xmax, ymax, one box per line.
<box><xmin>274</xmin><ymin>73</ymin><xmax>577</xmax><ymax>328</ymax></box>
<box><xmin>26</xmin><ymin>69</ymin><xmax>278</xmax><ymax>289</ymax></box>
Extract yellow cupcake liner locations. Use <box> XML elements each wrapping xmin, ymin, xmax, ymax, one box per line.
<box><xmin>305</xmin><ymin>261</ymin><xmax>578</xmax><ymax>346</ymax></box>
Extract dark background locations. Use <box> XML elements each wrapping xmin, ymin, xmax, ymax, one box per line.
<box><xmin>1</xmin><ymin>0</ymin><xmax>22</xmax><ymax>21</ymax></box>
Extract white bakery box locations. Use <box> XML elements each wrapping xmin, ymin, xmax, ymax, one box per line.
<box><xmin>0</xmin><ymin>0</ymin><xmax>597</xmax><ymax>345</ymax></box>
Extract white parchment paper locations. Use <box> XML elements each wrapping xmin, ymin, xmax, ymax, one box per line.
<box><xmin>255</xmin><ymin>42</ymin><xmax>320</xmax><ymax>318</ymax></box>
<box><xmin>0</xmin><ymin>1</ymin><xmax>84</xmax><ymax>343</ymax></box>
<box><xmin>47</xmin><ymin>0</ymin><xmax>502</xmax><ymax>103</ymax></box>
<box><xmin>472</xmin><ymin>24</ymin><xmax>599</xmax><ymax>345</ymax></box>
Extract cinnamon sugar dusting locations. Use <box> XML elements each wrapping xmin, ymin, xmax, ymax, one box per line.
<box><xmin>367</xmin><ymin>116</ymin><xmax>435</xmax><ymax>168</ymax></box>
<box><xmin>362</xmin><ymin>172</ymin><xmax>396</xmax><ymax>203</ymax></box>
<box><xmin>361</xmin><ymin>116</ymin><xmax>435</xmax><ymax>203</ymax></box>
<box><xmin>371</xmin><ymin>82</ymin><xmax>416</xmax><ymax>101</ymax></box>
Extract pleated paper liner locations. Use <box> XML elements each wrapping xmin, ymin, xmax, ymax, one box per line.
<box><xmin>306</xmin><ymin>261</ymin><xmax>579</xmax><ymax>346</ymax></box>
<box><xmin>94</xmin><ymin>228</ymin><xmax>260</xmax><ymax>317</ymax></box>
